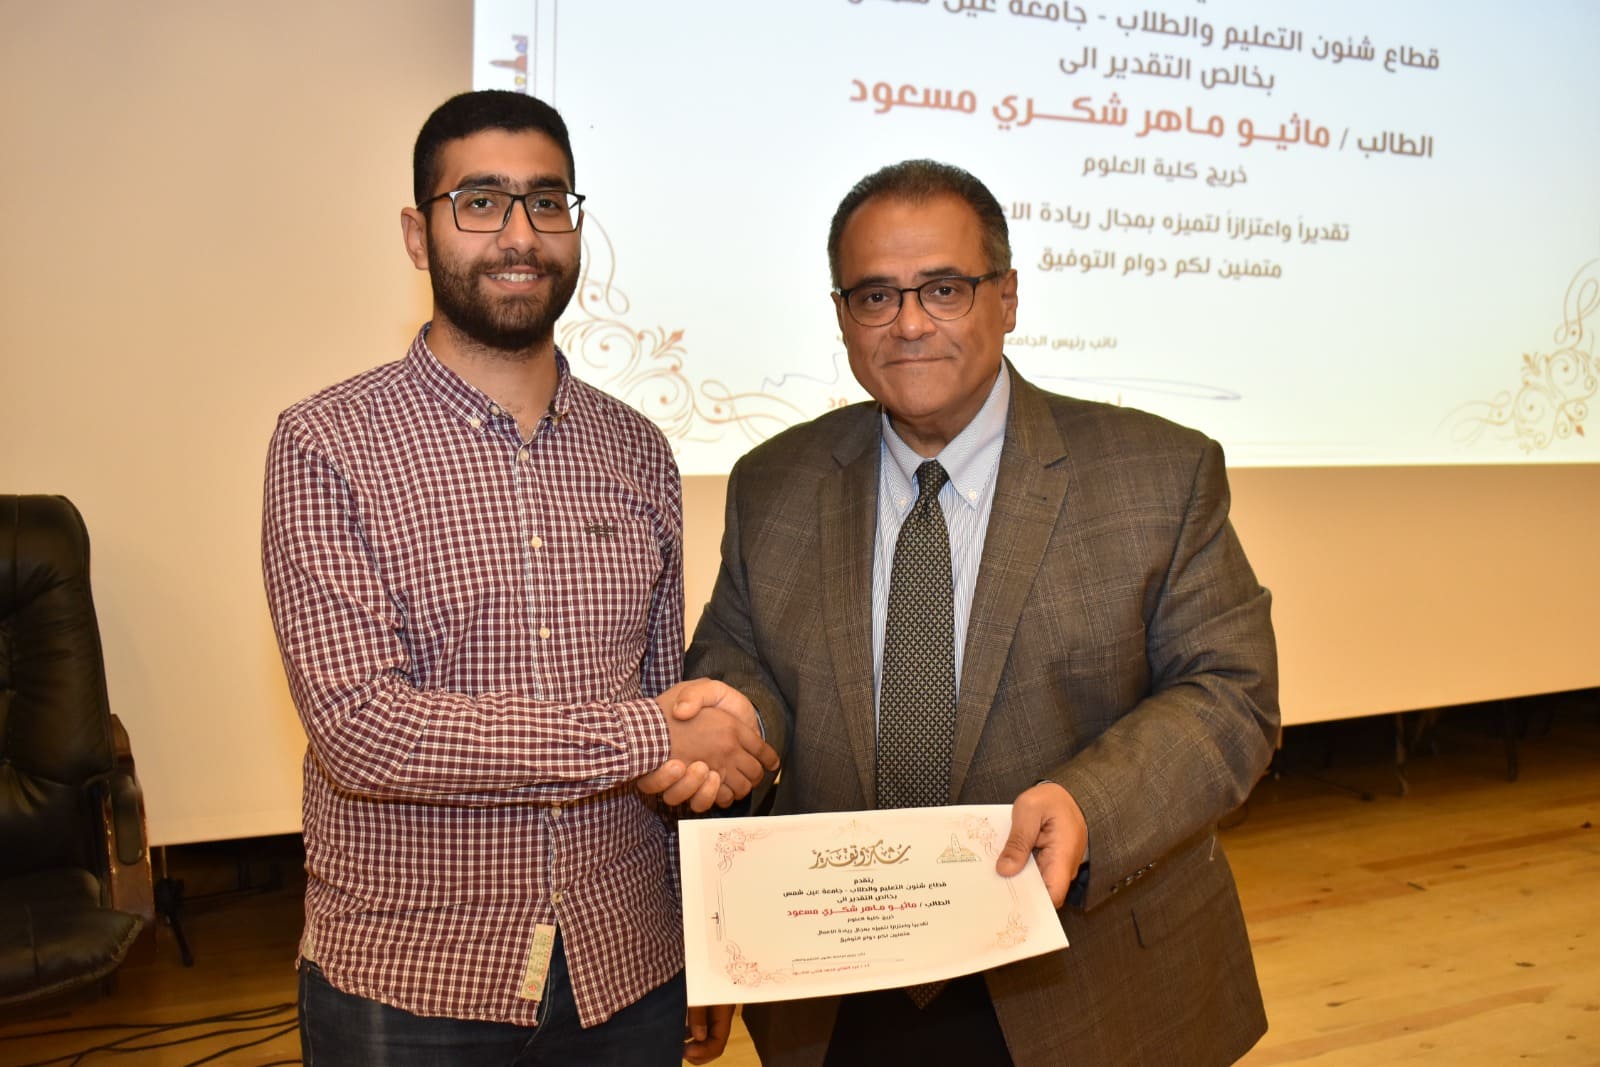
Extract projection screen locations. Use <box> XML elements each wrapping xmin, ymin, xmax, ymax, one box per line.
<box><xmin>474</xmin><ymin>0</ymin><xmax>1599</xmax><ymax>473</ymax></box>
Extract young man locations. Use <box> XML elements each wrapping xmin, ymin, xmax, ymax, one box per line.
<box><xmin>262</xmin><ymin>90</ymin><xmax>774</xmax><ymax>1065</ymax></box>
<box><xmin>685</xmin><ymin>160</ymin><xmax>1281</xmax><ymax>1066</ymax></box>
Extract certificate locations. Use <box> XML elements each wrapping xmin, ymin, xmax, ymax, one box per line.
<box><xmin>679</xmin><ymin>805</ymin><xmax>1069</xmax><ymax>1005</ymax></box>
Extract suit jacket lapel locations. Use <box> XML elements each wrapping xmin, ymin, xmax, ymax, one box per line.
<box><xmin>818</xmin><ymin>411</ymin><xmax>882</xmax><ymax>806</ymax></box>
<box><xmin>951</xmin><ymin>368</ymin><xmax>1072</xmax><ymax>799</ymax></box>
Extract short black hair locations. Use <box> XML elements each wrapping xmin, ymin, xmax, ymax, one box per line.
<box><xmin>412</xmin><ymin>90</ymin><xmax>576</xmax><ymax>205</ymax></box>
<box><xmin>826</xmin><ymin>159</ymin><xmax>1011</xmax><ymax>286</ymax></box>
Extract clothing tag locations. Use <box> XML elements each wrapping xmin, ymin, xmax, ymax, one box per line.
<box><xmin>517</xmin><ymin>923</ymin><xmax>558</xmax><ymax>1001</ymax></box>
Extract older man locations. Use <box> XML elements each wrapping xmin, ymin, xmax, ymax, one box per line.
<box><xmin>684</xmin><ymin>159</ymin><xmax>1279</xmax><ymax>1066</ymax></box>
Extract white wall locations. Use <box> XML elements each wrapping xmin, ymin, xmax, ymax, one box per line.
<box><xmin>2</xmin><ymin>0</ymin><xmax>463</xmax><ymax>843</ymax></box>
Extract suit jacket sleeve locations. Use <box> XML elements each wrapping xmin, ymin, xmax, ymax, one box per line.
<box><xmin>1049</xmin><ymin>435</ymin><xmax>1278</xmax><ymax>911</ymax></box>
<box><xmin>686</xmin><ymin>458</ymin><xmax>794</xmax><ymax>805</ymax></box>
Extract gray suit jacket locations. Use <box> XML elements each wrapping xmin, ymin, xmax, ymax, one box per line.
<box><xmin>686</xmin><ymin>366</ymin><xmax>1279</xmax><ymax>1066</ymax></box>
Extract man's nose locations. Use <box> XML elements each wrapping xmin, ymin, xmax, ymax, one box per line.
<box><xmin>497</xmin><ymin>198</ymin><xmax>544</xmax><ymax>252</ymax></box>
<box><xmin>890</xmin><ymin>290</ymin><xmax>937</xmax><ymax>339</ymax></box>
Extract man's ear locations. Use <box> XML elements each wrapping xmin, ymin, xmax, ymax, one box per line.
<box><xmin>999</xmin><ymin>268</ymin><xmax>1019</xmax><ymax>333</ymax></box>
<box><xmin>400</xmin><ymin>207</ymin><xmax>430</xmax><ymax>271</ymax></box>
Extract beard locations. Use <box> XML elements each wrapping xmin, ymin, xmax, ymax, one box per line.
<box><xmin>427</xmin><ymin>239</ymin><xmax>580</xmax><ymax>355</ymax></box>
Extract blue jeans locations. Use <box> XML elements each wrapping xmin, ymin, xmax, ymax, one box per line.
<box><xmin>298</xmin><ymin>935</ymin><xmax>686</xmax><ymax>1066</ymax></box>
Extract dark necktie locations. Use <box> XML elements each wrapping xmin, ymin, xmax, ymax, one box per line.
<box><xmin>876</xmin><ymin>460</ymin><xmax>956</xmax><ymax>1009</ymax></box>
<box><xmin>876</xmin><ymin>459</ymin><xmax>956</xmax><ymax>811</ymax></box>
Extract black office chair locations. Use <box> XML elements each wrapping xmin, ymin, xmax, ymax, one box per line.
<box><xmin>0</xmin><ymin>494</ymin><xmax>153</xmax><ymax>1007</ymax></box>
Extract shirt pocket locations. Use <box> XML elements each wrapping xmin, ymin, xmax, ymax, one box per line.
<box><xmin>555</xmin><ymin>511</ymin><xmax>665</xmax><ymax>660</ymax></box>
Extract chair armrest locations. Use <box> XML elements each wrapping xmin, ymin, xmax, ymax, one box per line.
<box><xmin>102</xmin><ymin>715</ymin><xmax>155</xmax><ymax>926</ymax></box>
<box><xmin>108</xmin><ymin>717</ymin><xmax>146</xmax><ymax>866</ymax></box>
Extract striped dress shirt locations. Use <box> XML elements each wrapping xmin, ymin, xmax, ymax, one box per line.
<box><xmin>871</xmin><ymin>363</ymin><xmax>1011</xmax><ymax>707</ymax></box>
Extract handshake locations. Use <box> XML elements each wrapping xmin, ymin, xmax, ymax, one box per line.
<box><xmin>637</xmin><ymin>678</ymin><xmax>779</xmax><ymax>813</ymax></box>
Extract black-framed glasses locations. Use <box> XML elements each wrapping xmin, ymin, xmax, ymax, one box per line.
<box><xmin>834</xmin><ymin>270</ymin><xmax>1006</xmax><ymax>326</ymax></box>
<box><xmin>419</xmin><ymin>188</ymin><xmax>586</xmax><ymax>233</ymax></box>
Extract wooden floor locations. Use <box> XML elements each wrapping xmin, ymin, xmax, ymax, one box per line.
<box><xmin>2</xmin><ymin>695</ymin><xmax>1595</xmax><ymax>1065</ymax></box>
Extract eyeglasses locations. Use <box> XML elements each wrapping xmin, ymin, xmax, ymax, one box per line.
<box><xmin>833</xmin><ymin>271</ymin><xmax>1005</xmax><ymax>326</ymax></box>
<box><xmin>419</xmin><ymin>187</ymin><xmax>586</xmax><ymax>233</ymax></box>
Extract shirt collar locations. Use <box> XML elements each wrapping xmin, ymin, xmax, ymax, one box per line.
<box><xmin>880</xmin><ymin>362</ymin><xmax>1011</xmax><ymax>512</ymax></box>
<box><xmin>405</xmin><ymin>324</ymin><xmax>576</xmax><ymax>436</ymax></box>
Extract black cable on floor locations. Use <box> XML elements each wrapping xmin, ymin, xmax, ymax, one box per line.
<box><xmin>183</xmin><ymin>1021</ymin><xmax>300</xmax><ymax>1065</ymax></box>
<box><xmin>68</xmin><ymin>1018</ymin><xmax>294</xmax><ymax>1060</ymax></box>
<box><xmin>0</xmin><ymin>1003</ymin><xmax>294</xmax><ymax>1042</ymax></box>
<box><xmin>3</xmin><ymin>1002</ymin><xmax>298</xmax><ymax>1067</ymax></box>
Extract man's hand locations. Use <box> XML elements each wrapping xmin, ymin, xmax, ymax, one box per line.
<box><xmin>683</xmin><ymin>1003</ymin><xmax>735</xmax><ymax>1064</ymax></box>
<box><xmin>658</xmin><ymin>678</ymin><xmax>764</xmax><ymax>733</ymax></box>
<box><xmin>663</xmin><ymin>705</ymin><xmax>771</xmax><ymax>797</ymax></box>
<box><xmin>637</xmin><ymin>757</ymin><xmax>725</xmax><ymax>812</ymax></box>
<box><xmin>995</xmin><ymin>781</ymin><xmax>1088</xmax><ymax>908</ymax></box>
<box><xmin>636</xmin><ymin>679</ymin><xmax>779</xmax><ymax>813</ymax></box>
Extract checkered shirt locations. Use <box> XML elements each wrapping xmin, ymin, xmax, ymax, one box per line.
<box><xmin>262</xmin><ymin>327</ymin><xmax>684</xmax><ymax>1027</ymax></box>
